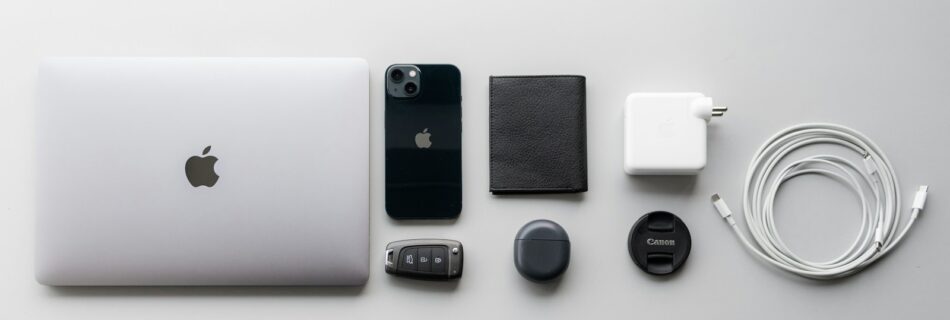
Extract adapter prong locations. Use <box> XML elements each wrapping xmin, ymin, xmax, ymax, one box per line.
<box><xmin>712</xmin><ymin>106</ymin><xmax>728</xmax><ymax>116</ymax></box>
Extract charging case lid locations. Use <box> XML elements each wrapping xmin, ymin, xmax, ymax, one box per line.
<box><xmin>514</xmin><ymin>219</ymin><xmax>570</xmax><ymax>282</ymax></box>
<box><xmin>628</xmin><ymin>211</ymin><xmax>691</xmax><ymax>275</ymax></box>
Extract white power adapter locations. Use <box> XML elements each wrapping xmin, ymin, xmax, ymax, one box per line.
<box><xmin>623</xmin><ymin>92</ymin><xmax>726</xmax><ymax>175</ymax></box>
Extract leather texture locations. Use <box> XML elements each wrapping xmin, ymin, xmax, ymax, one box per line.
<box><xmin>489</xmin><ymin>75</ymin><xmax>588</xmax><ymax>194</ymax></box>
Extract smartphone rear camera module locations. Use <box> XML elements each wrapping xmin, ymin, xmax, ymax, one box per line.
<box><xmin>387</xmin><ymin>65</ymin><xmax>421</xmax><ymax>98</ymax></box>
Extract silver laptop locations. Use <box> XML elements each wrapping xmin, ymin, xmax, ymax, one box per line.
<box><xmin>35</xmin><ymin>58</ymin><xmax>369</xmax><ymax>286</ymax></box>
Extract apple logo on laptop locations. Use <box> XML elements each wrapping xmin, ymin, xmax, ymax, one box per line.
<box><xmin>185</xmin><ymin>146</ymin><xmax>219</xmax><ymax>187</ymax></box>
<box><xmin>415</xmin><ymin>128</ymin><xmax>432</xmax><ymax>149</ymax></box>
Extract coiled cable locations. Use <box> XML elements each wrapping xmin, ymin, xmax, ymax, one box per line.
<box><xmin>711</xmin><ymin>123</ymin><xmax>928</xmax><ymax>280</ymax></box>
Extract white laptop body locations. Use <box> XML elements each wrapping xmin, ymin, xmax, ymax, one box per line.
<box><xmin>35</xmin><ymin>58</ymin><xmax>369</xmax><ymax>286</ymax></box>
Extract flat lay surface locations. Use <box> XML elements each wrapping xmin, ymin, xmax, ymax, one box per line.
<box><xmin>1</xmin><ymin>0</ymin><xmax>948</xmax><ymax>319</ymax></box>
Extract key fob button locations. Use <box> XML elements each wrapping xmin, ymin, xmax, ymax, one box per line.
<box><xmin>432</xmin><ymin>247</ymin><xmax>447</xmax><ymax>274</ymax></box>
<box><xmin>418</xmin><ymin>247</ymin><xmax>432</xmax><ymax>272</ymax></box>
<box><xmin>399</xmin><ymin>248</ymin><xmax>418</xmax><ymax>271</ymax></box>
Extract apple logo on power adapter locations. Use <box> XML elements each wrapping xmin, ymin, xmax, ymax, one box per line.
<box><xmin>414</xmin><ymin>128</ymin><xmax>433</xmax><ymax>149</ymax></box>
<box><xmin>185</xmin><ymin>145</ymin><xmax>219</xmax><ymax>187</ymax></box>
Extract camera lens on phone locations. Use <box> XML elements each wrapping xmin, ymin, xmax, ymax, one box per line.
<box><xmin>404</xmin><ymin>82</ymin><xmax>418</xmax><ymax>94</ymax></box>
<box><xmin>390</xmin><ymin>69</ymin><xmax>405</xmax><ymax>82</ymax></box>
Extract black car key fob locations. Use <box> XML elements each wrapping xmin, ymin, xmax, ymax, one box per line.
<box><xmin>385</xmin><ymin>239</ymin><xmax>463</xmax><ymax>280</ymax></box>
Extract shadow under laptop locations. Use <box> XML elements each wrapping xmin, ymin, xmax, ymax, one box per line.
<box><xmin>47</xmin><ymin>285</ymin><xmax>366</xmax><ymax>297</ymax></box>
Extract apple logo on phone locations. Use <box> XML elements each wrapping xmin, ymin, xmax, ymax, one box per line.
<box><xmin>185</xmin><ymin>145</ymin><xmax>219</xmax><ymax>187</ymax></box>
<box><xmin>415</xmin><ymin>128</ymin><xmax>432</xmax><ymax>149</ymax></box>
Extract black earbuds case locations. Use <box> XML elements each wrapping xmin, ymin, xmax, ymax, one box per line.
<box><xmin>514</xmin><ymin>219</ymin><xmax>571</xmax><ymax>282</ymax></box>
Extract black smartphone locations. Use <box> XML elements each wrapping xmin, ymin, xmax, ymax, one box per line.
<box><xmin>385</xmin><ymin>64</ymin><xmax>462</xmax><ymax>219</ymax></box>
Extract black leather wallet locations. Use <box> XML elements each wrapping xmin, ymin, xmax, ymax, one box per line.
<box><xmin>489</xmin><ymin>75</ymin><xmax>588</xmax><ymax>194</ymax></box>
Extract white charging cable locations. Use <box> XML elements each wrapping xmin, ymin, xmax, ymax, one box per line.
<box><xmin>711</xmin><ymin>123</ymin><xmax>928</xmax><ymax>279</ymax></box>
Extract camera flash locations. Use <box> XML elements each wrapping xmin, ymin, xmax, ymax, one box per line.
<box><xmin>409</xmin><ymin>70</ymin><xmax>417</xmax><ymax>78</ymax></box>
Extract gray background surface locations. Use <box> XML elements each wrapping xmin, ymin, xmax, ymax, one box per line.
<box><xmin>1</xmin><ymin>0</ymin><xmax>948</xmax><ymax>319</ymax></box>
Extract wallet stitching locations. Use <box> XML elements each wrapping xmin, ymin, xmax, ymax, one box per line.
<box><xmin>491</xmin><ymin>187</ymin><xmax>588</xmax><ymax>194</ymax></box>
<box><xmin>489</xmin><ymin>76</ymin><xmax>496</xmax><ymax>189</ymax></box>
<box><xmin>489</xmin><ymin>75</ymin><xmax>585</xmax><ymax>80</ymax></box>
<box><xmin>578</xmin><ymin>77</ymin><xmax>588</xmax><ymax>184</ymax></box>
<box><xmin>492</xmin><ymin>187</ymin><xmax>583</xmax><ymax>191</ymax></box>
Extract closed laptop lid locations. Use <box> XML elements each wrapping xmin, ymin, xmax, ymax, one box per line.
<box><xmin>35</xmin><ymin>57</ymin><xmax>369</xmax><ymax>285</ymax></box>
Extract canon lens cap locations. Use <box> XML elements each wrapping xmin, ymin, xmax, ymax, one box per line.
<box><xmin>628</xmin><ymin>211</ymin><xmax>691</xmax><ymax>275</ymax></box>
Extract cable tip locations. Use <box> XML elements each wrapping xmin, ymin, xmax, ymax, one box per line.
<box><xmin>711</xmin><ymin>193</ymin><xmax>734</xmax><ymax>222</ymax></box>
<box><xmin>913</xmin><ymin>185</ymin><xmax>929</xmax><ymax>210</ymax></box>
